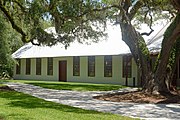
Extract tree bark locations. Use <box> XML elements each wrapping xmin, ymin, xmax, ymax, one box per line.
<box><xmin>153</xmin><ymin>14</ymin><xmax>180</xmax><ymax>93</ymax></box>
<box><xmin>169</xmin><ymin>53</ymin><xmax>180</xmax><ymax>90</ymax></box>
<box><xmin>120</xmin><ymin>13</ymin><xmax>180</xmax><ymax>94</ymax></box>
<box><xmin>120</xmin><ymin>22</ymin><xmax>153</xmax><ymax>89</ymax></box>
<box><xmin>142</xmin><ymin>14</ymin><xmax>180</xmax><ymax>94</ymax></box>
<box><xmin>0</xmin><ymin>1</ymin><xmax>27</xmax><ymax>43</ymax></box>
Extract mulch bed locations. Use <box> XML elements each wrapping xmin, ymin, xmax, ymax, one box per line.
<box><xmin>94</xmin><ymin>90</ymin><xmax>180</xmax><ymax>104</ymax></box>
<box><xmin>0</xmin><ymin>86</ymin><xmax>14</xmax><ymax>91</ymax></box>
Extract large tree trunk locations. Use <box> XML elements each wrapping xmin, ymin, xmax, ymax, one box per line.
<box><xmin>142</xmin><ymin>14</ymin><xmax>180</xmax><ymax>94</ymax></box>
<box><xmin>120</xmin><ymin>14</ymin><xmax>180</xmax><ymax>94</ymax></box>
<box><xmin>168</xmin><ymin>53</ymin><xmax>180</xmax><ymax>90</ymax></box>
<box><xmin>120</xmin><ymin>22</ymin><xmax>153</xmax><ymax>89</ymax></box>
<box><xmin>151</xmin><ymin>14</ymin><xmax>180</xmax><ymax>94</ymax></box>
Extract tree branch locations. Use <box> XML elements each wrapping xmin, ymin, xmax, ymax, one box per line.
<box><xmin>31</xmin><ymin>39</ymin><xmax>40</xmax><ymax>46</ymax></box>
<box><xmin>128</xmin><ymin>0</ymin><xmax>143</xmax><ymax>20</ymax></box>
<box><xmin>123</xmin><ymin>0</ymin><xmax>131</xmax><ymax>13</ymax></box>
<box><xmin>0</xmin><ymin>1</ymin><xmax>28</xmax><ymax>43</ymax></box>
<box><xmin>141</xmin><ymin>10</ymin><xmax>154</xmax><ymax>36</ymax></box>
<box><xmin>12</xmin><ymin>0</ymin><xmax>26</xmax><ymax>13</ymax></box>
<box><xmin>171</xmin><ymin>0</ymin><xmax>180</xmax><ymax>12</ymax></box>
<box><xmin>77</xmin><ymin>5</ymin><xmax>120</xmax><ymax>18</ymax></box>
<box><xmin>141</xmin><ymin>28</ymin><xmax>154</xmax><ymax>36</ymax></box>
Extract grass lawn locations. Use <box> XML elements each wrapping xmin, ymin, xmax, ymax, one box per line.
<box><xmin>0</xmin><ymin>84</ymin><xmax>5</xmax><ymax>87</ymax></box>
<box><xmin>0</xmin><ymin>84</ymin><xmax>136</xmax><ymax>120</ymax></box>
<box><xmin>0</xmin><ymin>79</ymin><xmax>7</xmax><ymax>83</ymax></box>
<box><xmin>7</xmin><ymin>80</ymin><xmax>126</xmax><ymax>91</ymax></box>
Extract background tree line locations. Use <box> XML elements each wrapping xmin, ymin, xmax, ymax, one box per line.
<box><xmin>0</xmin><ymin>12</ymin><xmax>22</xmax><ymax>78</ymax></box>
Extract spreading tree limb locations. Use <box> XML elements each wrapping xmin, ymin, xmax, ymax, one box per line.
<box><xmin>141</xmin><ymin>10</ymin><xmax>154</xmax><ymax>36</ymax></box>
<box><xmin>0</xmin><ymin>0</ymin><xmax>28</xmax><ymax>43</ymax></box>
<box><xmin>128</xmin><ymin>0</ymin><xmax>143</xmax><ymax>20</ymax></box>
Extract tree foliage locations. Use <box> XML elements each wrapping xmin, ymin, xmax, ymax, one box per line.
<box><xmin>0</xmin><ymin>0</ymin><xmax>177</xmax><ymax>46</ymax></box>
<box><xmin>0</xmin><ymin>0</ymin><xmax>109</xmax><ymax>47</ymax></box>
<box><xmin>0</xmin><ymin>13</ymin><xmax>12</xmax><ymax>77</ymax></box>
<box><xmin>0</xmin><ymin>12</ymin><xmax>22</xmax><ymax>78</ymax></box>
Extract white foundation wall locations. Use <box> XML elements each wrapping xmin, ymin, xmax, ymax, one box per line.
<box><xmin>13</xmin><ymin>55</ymin><xmax>138</xmax><ymax>86</ymax></box>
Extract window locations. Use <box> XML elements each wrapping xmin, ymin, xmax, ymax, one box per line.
<box><xmin>88</xmin><ymin>56</ymin><xmax>95</xmax><ymax>77</ymax></box>
<box><xmin>104</xmin><ymin>56</ymin><xmax>112</xmax><ymax>77</ymax></box>
<box><xmin>36</xmin><ymin>58</ymin><xmax>41</xmax><ymax>75</ymax></box>
<box><xmin>16</xmin><ymin>59</ymin><xmax>21</xmax><ymax>74</ymax></box>
<box><xmin>73</xmin><ymin>56</ymin><xmax>80</xmax><ymax>76</ymax></box>
<box><xmin>47</xmin><ymin>58</ymin><xmax>53</xmax><ymax>75</ymax></box>
<box><xmin>26</xmin><ymin>58</ymin><xmax>31</xmax><ymax>75</ymax></box>
<box><xmin>123</xmin><ymin>55</ymin><xmax>132</xmax><ymax>78</ymax></box>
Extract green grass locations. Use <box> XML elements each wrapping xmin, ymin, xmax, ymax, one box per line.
<box><xmin>0</xmin><ymin>84</ymin><xmax>5</xmax><ymax>87</ymax></box>
<box><xmin>10</xmin><ymin>80</ymin><xmax>126</xmax><ymax>91</ymax></box>
<box><xmin>0</xmin><ymin>87</ymin><xmax>136</xmax><ymax>120</ymax></box>
<box><xmin>0</xmin><ymin>79</ymin><xmax>7</xmax><ymax>83</ymax></box>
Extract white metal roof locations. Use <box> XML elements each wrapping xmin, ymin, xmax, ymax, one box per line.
<box><xmin>12</xmin><ymin>24</ymin><xmax>131</xmax><ymax>58</ymax></box>
<box><xmin>12</xmin><ymin>23</ymin><xmax>167</xmax><ymax>59</ymax></box>
<box><xmin>147</xmin><ymin>22</ymin><xmax>170</xmax><ymax>52</ymax></box>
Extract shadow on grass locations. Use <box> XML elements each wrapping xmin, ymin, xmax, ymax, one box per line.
<box><xmin>0</xmin><ymin>91</ymin><xmax>107</xmax><ymax>115</ymax></box>
<box><xmin>28</xmin><ymin>82</ymin><xmax>124</xmax><ymax>91</ymax></box>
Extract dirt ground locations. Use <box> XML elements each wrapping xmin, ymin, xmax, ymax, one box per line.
<box><xmin>94</xmin><ymin>90</ymin><xmax>180</xmax><ymax>104</ymax></box>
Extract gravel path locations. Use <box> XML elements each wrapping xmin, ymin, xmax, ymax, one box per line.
<box><xmin>6</xmin><ymin>82</ymin><xmax>180</xmax><ymax>120</ymax></box>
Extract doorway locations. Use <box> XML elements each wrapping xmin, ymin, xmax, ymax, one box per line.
<box><xmin>59</xmin><ymin>61</ymin><xmax>67</xmax><ymax>82</ymax></box>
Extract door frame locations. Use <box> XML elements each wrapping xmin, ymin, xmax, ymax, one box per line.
<box><xmin>59</xmin><ymin>60</ymin><xmax>67</xmax><ymax>82</ymax></box>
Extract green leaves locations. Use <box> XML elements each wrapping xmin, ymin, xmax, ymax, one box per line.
<box><xmin>0</xmin><ymin>12</ymin><xmax>22</xmax><ymax>77</ymax></box>
<box><xmin>0</xmin><ymin>0</ymin><xmax>109</xmax><ymax>46</ymax></box>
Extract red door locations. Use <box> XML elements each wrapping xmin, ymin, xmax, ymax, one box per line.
<box><xmin>59</xmin><ymin>61</ymin><xmax>67</xmax><ymax>82</ymax></box>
